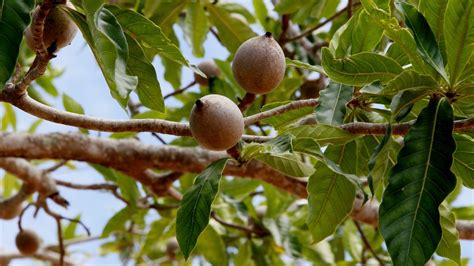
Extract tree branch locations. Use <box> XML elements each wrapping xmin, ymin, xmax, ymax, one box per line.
<box><xmin>0</xmin><ymin>158</ymin><xmax>68</xmax><ymax>208</ymax></box>
<box><xmin>0</xmin><ymin>132</ymin><xmax>472</xmax><ymax>239</ymax></box>
<box><xmin>0</xmin><ymin>252</ymin><xmax>74</xmax><ymax>266</ymax></box>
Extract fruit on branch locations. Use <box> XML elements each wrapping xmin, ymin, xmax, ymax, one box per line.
<box><xmin>166</xmin><ymin>238</ymin><xmax>179</xmax><ymax>258</ymax></box>
<box><xmin>15</xmin><ymin>229</ymin><xmax>41</xmax><ymax>255</ymax></box>
<box><xmin>194</xmin><ymin>61</ymin><xmax>221</xmax><ymax>86</ymax></box>
<box><xmin>24</xmin><ymin>1</ymin><xmax>78</xmax><ymax>53</ymax></box>
<box><xmin>232</xmin><ymin>32</ymin><xmax>286</xmax><ymax>94</ymax></box>
<box><xmin>0</xmin><ymin>203</ymin><xmax>22</xmax><ymax>220</ymax></box>
<box><xmin>189</xmin><ymin>94</ymin><xmax>244</xmax><ymax>151</ymax></box>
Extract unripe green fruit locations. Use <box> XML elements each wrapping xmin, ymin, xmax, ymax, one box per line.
<box><xmin>15</xmin><ymin>229</ymin><xmax>41</xmax><ymax>255</ymax></box>
<box><xmin>232</xmin><ymin>32</ymin><xmax>286</xmax><ymax>94</ymax></box>
<box><xmin>24</xmin><ymin>1</ymin><xmax>78</xmax><ymax>52</ymax></box>
<box><xmin>0</xmin><ymin>203</ymin><xmax>22</xmax><ymax>220</ymax></box>
<box><xmin>194</xmin><ymin>61</ymin><xmax>221</xmax><ymax>86</ymax></box>
<box><xmin>190</xmin><ymin>94</ymin><xmax>244</xmax><ymax>151</ymax></box>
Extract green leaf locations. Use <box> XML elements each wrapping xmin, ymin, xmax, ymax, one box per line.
<box><xmin>124</xmin><ymin>34</ymin><xmax>164</xmax><ymax>112</ymax></box>
<box><xmin>196</xmin><ymin>224</ymin><xmax>228</xmax><ymax>266</ymax></box>
<box><xmin>106</xmin><ymin>5</ymin><xmax>189</xmax><ymax>67</ymax></box>
<box><xmin>0</xmin><ymin>0</ymin><xmax>34</xmax><ymax>87</ymax></box>
<box><xmin>307</xmin><ymin>163</ymin><xmax>356</xmax><ymax>244</ymax></box>
<box><xmin>418</xmin><ymin>0</ymin><xmax>448</xmax><ymax>62</ymax></box>
<box><xmin>452</xmin><ymin>134</ymin><xmax>474</xmax><ymax>188</ymax></box>
<box><xmin>379</xmin><ymin>98</ymin><xmax>457</xmax><ymax>266</ymax></box>
<box><xmin>184</xmin><ymin>1</ymin><xmax>208</xmax><ymax>57</ymax></box>
<box><xmin>147</xmin><ymin>0</ymin><xmax>187</xmax><ymax>35</ymax></box>
<box><xmin>73</xmin><ymin>2</ymin><xmax>138</xmax><ymax>108</ymax></box>
<box><xmin>263</xmin><ymin>184</ymin><xmax>294</xmax><ymax>218</ymax></box>
<box><xmin>234</xmin><ymin>241</ymin><xmax>255</xmax><ymax>266</ymax></box>
<box><xmin>452</xmin><ymin>206</ymin><xmax>474</xmax><ymax>220</ymax></box>
<box><xmin>63</xmin><ymin>94</ymin><xmax>85</xmax><ymax>115</ymax></box>
<box><xmin>261</xmin><ymin>101</ymin><xmax>314</xmax><ymax>129</ymax></box>
<box><xmin>329</xmin><ymin>10</ymin><xmax>383</xmax><ymax>57</ymax></box>
<box><xmin>444</xmin><ymin>0</ymin><xmax>474</xmax><ymax>85</ymax></box>
<box><xmin>176</xmin><ymin>158</ymin><xmax>228</xmax><ymax>260</ymax></box>
<box><xmin>2</xmin><ymin>173</ymin><xmax>18</xmax><ymax>197</ymax></box>
<box><xmin>342</xmin><ymin>221</ymin><xmax>364</xmax><ymax>262</ymax></box>
<box><xmin>398</xmin><ymin>2</ymin><xmax>448</xmax><ymax>82</ymax></box>
<box><xmin>285</xmin><ymin>124</ymin><xmax>359</xmax><ymax>146</ymax></box>
<box><xmin>386</xmin><ymin>43</ymin><xmax>410</xmax><ymax>66</ymax></box>
<box><xmin>114</xmin><ymin>171</ymin><xmax>140</xmax><ymax>205</ymax></box>
<box><xmin>436</xmin><ymin>203</ymin><xmax>461</xmax><ymax>265</ymax></box>
<box><xmin>2</xmin><ymin>103</ymin><xmax>16</xmax><ymax>131</ymax></box>
<box><xmin>253</xmin><ymin>0</ymin><xmax>268</xmax><ymax>28</ymax></box>
<box><xmin>321</xmin><ymin>48</ymin><xmax>403</xmax><ymax>86</ymax></box>
<box><xmin>361</xmin><ymin>0</ymin><xmax>433</xmax><ymax>75</ymax></box>
<box><xmin>63</xmin><ymin>215</ymin><xmax>81</xmax><ymax>240</ymax></box>
<box><xmin>286</xmin><ymin>58</ymin><xmax>326</xmax><ymax>75</ymax></box>
<box><xmin>102</xmin><ymin>206</ymin><xmax>137</xmax><ymax>237</ymax></box>
<box><xmin>390</xmin><ymin>88</ymin><xmax>433</xmax><ymax>122</ymax></box>
<box><xmin>206</xmin><ymin>4</ymin><xmax>256</xmax><ymax>54</ymax></box>
<box><xmin>382</xmin><ymin>70</ymin><xmax>438</xmax><ymax>95</ymax></box>
<box><xmin>315</xmin><ymin>81</ymin><xmax>353</xmax><ymax>126</ymax></box>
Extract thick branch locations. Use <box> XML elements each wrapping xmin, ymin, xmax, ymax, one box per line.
<box><xmin>0</xmin><ymin>132</ymin><xmax>308</xmax><ymax>199</ymax></box>
<box><xmin>0</xmin><ymin>132</ymin><xmax>472</xmax><ymax>239</ymax></box>
<box><xmin>0</xmin><ymin>158</ymin><xmax>68</xmax><ymax>207</ymax></box>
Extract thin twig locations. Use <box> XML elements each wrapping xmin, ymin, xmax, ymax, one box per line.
<box><xmin>238</xmin><ymin>93</ymin><xmax>257</xmax><ymax>112</ymax></box>
<box><xmin>347</xmin><ymin>0</ymin><xmax>354</xmax><ymax>18</ymax></box>
<box><xmin>163</xmin><ymin>81</ymin><xmax>197</xmax><ymax>100</ymax></box>
<box><xmin>211</xmin><ymin>211</ymin><xmax>255</xmax><ymax>235</ymax></box>
<box><xmin>244</xmin><ymin>98</ymin><xmax>319</xmax><ymax>125</ymax></box>
<box><xmin>354</xmin><ymin>221</ymin><xmax>385</xmax><ymax>265</ymax></box>
<box><xmin>151</xmin><ymin>132</ymin><xmax>167</xmax><ymax>145</ymax></box>
<box><xmin>55</xmin><ymin>179</ymin><xmax>128</xmax><ymax>204</ymax></box>
<box><xmin>285</xmin><ymin>3</ymin><xmax>360</xmax><ymax>43</ymax></box>
<box><xmin>45</xmin><ymin>160</ymin><xmax>68</xmax><ymax>173</ymax></box>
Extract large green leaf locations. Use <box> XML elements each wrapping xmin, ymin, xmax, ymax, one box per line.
<box><xmin>306</xmin><ymin>164</ymin><xmax>356</xmax><ymax>244</ymax></box>
<box><xmin>379</xmin><ymin>98</ymin><xmax>457</xmax><ymax>266</ymax></box>
<box><xmin>315</xmin><ymin>81</ymin><xmax>353</xmax><ymax>126</ymax></box>
<box><xmin>361</xmin><ymin>0</ymin><xmax>433</xmax><ymax>75</ymax></box>
<box><xmin>382</xmin><ymin>70</ymin><xmax>438</xmax><ymax>95</ymax></box>
<box><xmin>285</xmin><ymin>124</ymin><xmax>359</xmax><ymax>146</ymax></box>
<box><xmin>206</xmin><ymin>4</ymin><xmax>256</xmax><ymax>54</ymax></box>
<box><xmin>79</xmin><ymin>1</ymin><xmax>138</xmax><ymax>108</ymax></box>
<box><xmin>176</xmin><ymin>158</ymin><xmax>228</xmax><ymax>260</ymax></box>
<box><xmin>329</xmin><ymin>10</ymin><xmax>383</xmax><ymax>57</ymax></box>
<box><xmin>0</xmin><ymin>0</ymin><xmax>35</xmax><ymax>87</ymax></box>
<box><xmin>124</xmin><ymin>35</ymin><xmax>164</xmax><ymax>112</ymax></box>
<box><xmin>452</xmin><ymin>134</ymin><xmax>474</xmax><ymax>188</ymax></box>
<box><xmin>321</xmin><ymin>48</ymin><xmax>403</xmax><ymax>86</ymax></box>
<box><xmin>183</xmin><ymin>1</ymin><xmax>208</xmax><ymax>57</ymax></box>
<box><xmin>436</xmin><ymin>202</ymin><xmax>461</xmax><ymax>265</ymax></box>
<box><xmin>398</xmin><ymin>2</ymin><xmax>448</xmax><ymax>82</ymax></box>
<box><xmin>106</xmin><ymin>5</ymin><xmax>189</xmax><ymax>67</ymax></box>
<box><xmin>102</xmin><ymin>206</ymin><xmax>137</xmax><ymax>237</ymax></box>
<box><xmin>418</xmin><ymin>0</ymin><xmax>448</xmax><ymax>62</ymax></box>
<box><xmin>444</xmin><ymin>0</ymin><xmax>474</xmax><ymax>85</ymax></box>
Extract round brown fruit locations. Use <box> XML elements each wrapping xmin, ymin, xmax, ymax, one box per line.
<box><xmin>0</xmin><ymin>203</ymin><xmax>22</xmax><ymax>220</ymax></box>
<box><xmin>232</xmin><ymin>32</ymin><xmax>286</xmax><ymax>94</ymax></box>
<box><xmin>166</xmin><ymin>238</ymin><xmax>179</xmax><ymax>258</ymax></box>
<box><xmin>194</xmin><ymin>61</ymin><xmax>221</xmax><ymax>86</ymax></box>
<box><xmin>15</xmin><ymin>229</ymin><xmax>41</xmax><ymax>255</ymax></box>
<box><xmin>189</xmin><ymin>94</ymin><xmax>244</xmax><ymax>151</ymax></box>
<box><xmin>24</xmin><ymin>1</ymin><xmax>78</xmax><ymax>53</ymax></box>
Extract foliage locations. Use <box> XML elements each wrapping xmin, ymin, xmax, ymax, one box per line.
<box><xmin>0</xmin><ymin>0</ymin><xmax>473</xmax><ymax>265</ymax></box>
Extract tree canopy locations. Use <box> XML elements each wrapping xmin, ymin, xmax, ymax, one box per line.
<box><xmin>0</xmin><ymin>0</ymin><xmax>473</xmax><ymax>265</ymax></box>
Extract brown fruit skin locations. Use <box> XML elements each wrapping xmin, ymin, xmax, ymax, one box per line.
<box><xmin>15</xmin><ymin>230</ymin><xmax>41</xmax><ymax>255</ymax></box>
<box><xmin>24</xmin><ymin>1</ymin><xmax>78</xmax><ymax>52</ymax></box>
<box><xmin>166</xmin><ymin>238</ymin><xmax>179</xmax><ymax>258</ymax></box>
<box><xmin>194</xmin><ymin>61</ymin><xmax>221</xmax><ymax>86</ymax></box>
<box><xmin>0</xmin><ymin>203</ymin><xmax>22</xmax><ymax>220</ymax></box>
<box><xmin>190</xmin><ymin>94</ymin><xmax>244</xmax><ymax>151</ymax></box>
<box><xmin>232</xmin><ymin>32</ymin><xmax>286</xmax><ymax>94</ymax></box>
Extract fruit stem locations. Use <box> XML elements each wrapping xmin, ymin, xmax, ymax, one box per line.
<box><xmin>195</xmin><ymin>99</ymin><xmax>204</xmax><ymax>109</ymax></box>
<box><xmin>265</xmin><ymin>32</ymin><xmax>272</xmax><ymax>38</ymax></box>
<box><xmin>237</xmin><ymin>93</ymin><xmax>256</xmax><ymax>112</ymax></box>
